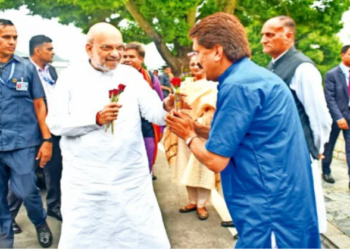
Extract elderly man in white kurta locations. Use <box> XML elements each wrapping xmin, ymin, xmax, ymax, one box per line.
<box><xmin>46</xmin><ymin>23</ymin><xmax>172</xmax><ymax>248</ymax></box>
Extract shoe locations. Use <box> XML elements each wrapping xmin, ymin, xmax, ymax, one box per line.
<box><xmin>179</xmin><ymin>204</ymin><xmax>197</xmax><ymax>213</ymax></box>
<box><xmin>47</xmin><ymin>208</ymin><xmax>62</xmax><ymax>222</ymax></box>
<box><xmin>197</xmin><ymin>207</ymin><xmax>209</xmax><ymax>220</ymax></box>
<box><xmin>35</xmin><ymin>222</ymin><xmax>52</xmax><ymax>248</ymax></box>
<box><xmin>152</xmin><ymin>175</ymin><xmax>157</xmax><ymax>181</ymax></box>
<box><xmin>322</xmin><ymin>174</ymin><xmax>335</xmax><ymax>184</ymax></box>
<box><xmin>221</xmin><ymin>221</ymin><xmax>235</xmax><ymax>228</ymax></box>
<box><xmin>12</xmin><ymin>220</ymin><xmax>22</xmax><ymax>234</ymax></box>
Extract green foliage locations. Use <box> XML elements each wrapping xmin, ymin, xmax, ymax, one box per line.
<box><xmin>1</xmin><ymin>0</ymin><xmax>349</xmax><ymax>75</ymax></box>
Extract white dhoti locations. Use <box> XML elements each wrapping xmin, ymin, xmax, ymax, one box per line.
<box><xmin>59</xmin><ymin>160</ymin><xmax>170</xmax><ymax>249</ymax></box>
<box><xmin>311</xmin><ymin>156</ymin><xmax>327</xmax><ymax>234</ymax></box>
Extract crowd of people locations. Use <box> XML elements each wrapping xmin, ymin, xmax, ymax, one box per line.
<box><xmin>0</xmin><ymin>10</ymin><xmax>349</xmax><ymax>249</ymax></box>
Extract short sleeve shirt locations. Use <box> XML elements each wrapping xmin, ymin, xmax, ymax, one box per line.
<box><xmin>0</xmin><ymin>55</ymin><xmax>45</xmax><ymax>151</ymax></box>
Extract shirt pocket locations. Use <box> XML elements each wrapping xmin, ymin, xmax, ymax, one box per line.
<box><xmin>5</xmin><ymin>74</ymin><xmax>31</xmax><ymax>98</ymax></box>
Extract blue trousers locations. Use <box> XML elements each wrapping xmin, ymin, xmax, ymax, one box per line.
<box><xmin>322</xmin><ymin>121</ymin><xmax>350</xmax><ymax>178</ymax></box>
<box><xmin>8</xmin><ymin>136</ymin><xmax>62</xmax><ymax>218</ymax></box>
<box><xmin>0</xmin><ymin>147</ymin><xmax>46</xmax><ymax>248</ymax></box>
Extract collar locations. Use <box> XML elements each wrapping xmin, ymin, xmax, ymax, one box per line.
<box><xmin>2</xmin><ymin>54</ymin><xmax>21</xmax><ymax>66</ymax></box>
<box><xmin>272</xmin><ymin>48</ymin><xmax>292</xmax><ymax>64</ymax></box>
<box><xmin>30</xmin><ymin>58</ymin><xmax>49</xmax><ymax>71</ymax></box>
<box><xmin>339</xmin><ymin>62</ymin><xmax>350</xmax><ymax>75</ymax></box>
<box><xmin>217</xmin><ymin>57</ymin><xmax>248</xmax><ymax>85</ymax></box>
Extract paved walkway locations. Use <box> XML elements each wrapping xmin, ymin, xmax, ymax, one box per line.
<box><xmin>13</xmin><ymin>148</ymin><xmax>350</xmax><ymax>249</ymax></box>
<box><xmin>321</xmin><ymin>158</ymin><xmax>350</xmax><ymax>248</ymax></box>
<box><xmin>13</xmin><ymin>147</ymin><xmax>234</xmax><ymax>248</ymax></box>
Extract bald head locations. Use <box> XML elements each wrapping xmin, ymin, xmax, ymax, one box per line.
<box><xmin>86</xmin><ymin>22</ymin><xmax>125</xmax><ymax>72</ymax></box>
<box><xmin>265</xmin><ymin>16</ymin><xmax>296</xmax><ymax>36</ymax></box>
<box><xmin>87</xmin><ymin>22</ymin><xmax>122</xmax><ymax>44</ymax></box>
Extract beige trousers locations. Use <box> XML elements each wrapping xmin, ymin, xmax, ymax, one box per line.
<box><xmin>186</xmin><ymin>186</ymin><xmax>211</xmax><ymax>208</ymax></box>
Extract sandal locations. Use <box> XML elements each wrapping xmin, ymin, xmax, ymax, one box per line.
<box><xmin>179</xmin><ymin>204</ymin><xmax>197</xmax><ymax>213</ymax></box>
<box><xmin>197</xmin><ymin>207</ymin><xmax>209</xmax><ymax>220</ymax></box>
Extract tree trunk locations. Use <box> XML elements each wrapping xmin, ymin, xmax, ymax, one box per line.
<box><xmin>124</xmin><ymin>0</ymin><xmax>184</xmax><ymax>75</ymax></box>
<box><xmin>221</xmin><ymin>0</ymin><xmax>238</xmax><ymax>14</ymax></box>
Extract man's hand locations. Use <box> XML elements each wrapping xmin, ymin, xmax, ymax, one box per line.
<box><xmin>98</xmin><ymin>103</ymin><xmax>122</xmax><ymax>125</ymax></box>
<box><xmin>337</xmin><ymin>118</ymin><xmax>349</xmax><ymax>130</ymax></box>
<box><xmin>165</xmin><ymin>110</ymin><xmax>196</xmax><ymax>140</ymax></box>
<box><xmin>161</xmin><ymin>86</ymin><xmax>173</xmax><ymax>94</ymax></box>
<box><xmin>318</xmin><ymin>154</ymin><xmax>325</xmax><ymax>160</ymax></box>
<box><xmin>163</xmin><ymin>93</ymin><xmax>192</xmax><ymax>112</ymax></box>
<box><xmin>36</xmin><ymin>142</ymin><xmax>53</xmax><ymax>168</ymax></box>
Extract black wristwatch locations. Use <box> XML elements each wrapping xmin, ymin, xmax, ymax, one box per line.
<box><xmin>43</xmin><ymin>138</ymin><xmax>53</xmax><ymax>143</ymax></box>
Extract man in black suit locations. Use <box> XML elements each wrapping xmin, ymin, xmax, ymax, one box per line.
<box><xmin>8</xmin><ymin>35</ymin><xmax>63</xmax><ymax>234</ymax></box>
<box><xmin>323</xmin><ymin>45</ymin><xmax>350</xmax><ymax>189</ymax></box>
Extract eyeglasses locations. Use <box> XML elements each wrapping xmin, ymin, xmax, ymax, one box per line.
<box><xmin>187</xmin><ymin>51</ymin><xmax>198</xmax><ymax>57</ymax></box>
<box><xmin>90</xmin><ymin>43</ymin><xmax>126</xmax><ymax>52</ymax></box>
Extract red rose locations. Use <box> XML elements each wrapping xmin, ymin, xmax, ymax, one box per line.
<box><xmin>113</xmin><ymin>89</ymin><xmax>119</xmax><ymax>96</ymax></box>
<box><xmin>118</xmin><ymin>84</ymin><xmax>126</xmax><ymax>93</ymax></box>
<box><xmin>109</xmin><ymin>90</ymin><xmax>113</xmax><ymax>98</ymax></box>
<box><xmin>170</xmin><ymin>77</ymin><xmax>182</xmax><ymax>88</ymax></box>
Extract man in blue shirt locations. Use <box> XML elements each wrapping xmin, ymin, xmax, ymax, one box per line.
<box><xmin>166</xmin><ymin>13</ymin><xmax>320</xmax><ymax>248</ymax></box>
<box><xmin>159</xmin><ymin>65</ymin><xmax>172</xmax><ymax>98</ymax></box>
<box><xmin>0</xmin><ymin>19</ymin><xmax>53</xmax><ymax>248</ymax></box>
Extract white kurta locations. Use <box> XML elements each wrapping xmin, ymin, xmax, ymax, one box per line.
<box><xmin>290</xmin><ymin>63</ymin><xmax>332</xmax><ymax>234</ymax></box>
<box><xmin>47</xmin><ymin>61</ymin><xmax>170</xmax><ymax>249</ymax></box>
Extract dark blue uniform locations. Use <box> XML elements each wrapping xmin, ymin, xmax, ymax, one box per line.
<box><xmin>0</xmin><ymin>55</ymin><xmax>46</xmax><ymax>248</ymax></box>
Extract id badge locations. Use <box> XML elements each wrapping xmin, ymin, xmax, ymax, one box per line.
<box><xmin>16</xmin><ymin>81</ymin><xmax>28</xmax><ymax>91</ymax></box>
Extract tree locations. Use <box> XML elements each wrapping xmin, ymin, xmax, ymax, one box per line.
<box><xmin>1</xmin><ymin>0</ymin><xmax>349</xmax><ymax>75</ymax></box>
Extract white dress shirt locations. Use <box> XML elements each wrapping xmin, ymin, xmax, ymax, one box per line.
<box><xmin>274</xmin><ymin>50</ymin><xmax>332</xmax><ymax>155</ymax></box>
<box><xmin>30</xmin><ymin>59</ymin><xmax>56</xmax><ymax>110</ymax></box>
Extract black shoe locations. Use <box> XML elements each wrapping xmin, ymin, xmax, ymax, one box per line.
<box><xmin>152</xmin><ymin>175</ymin><xmax>157</xmax><ymax>181</ymax></box>
<box><xmin>47</xmin><ymin>208</ymin><xmax>62</xmax><ymax>222</ymax></box>
<box><xmin>35</xmin><ymin>222</ymin><xmax>52</xmax><ymax>248</ymax></box>
<box><xmin>322</xmin><ymin>174</ymin><xmax>335</xmax><ymax>184</ymax></box>
<box><xmin>221</xmin><ymin>221</ymin><xmax>235</xmax><ymax>228</ymax></box>
<box><xmin>12</xmin><ymin>220</ymin><xmax>22</xmax><ymax>234</ymax></box>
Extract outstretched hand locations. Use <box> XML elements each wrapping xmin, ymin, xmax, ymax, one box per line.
<box><xmin>165</xmin><ymin>110</ymin><xmax>196</xmax><ymax>140</ymax></box>
<box><xmin>163</xmin><ymin>93</ymin><xmax>192</xmax><ymax>112</ymax></box>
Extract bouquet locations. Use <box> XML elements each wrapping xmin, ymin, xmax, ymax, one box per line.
<box><xmin>105</xmin><ymin>84</ymin><xmax>126</xmax><ymax>134</ymax></box>
<box><xmin>170</xmin><ymin>77</ymin><xmax>182</xmax><ymax>111</ymax></box>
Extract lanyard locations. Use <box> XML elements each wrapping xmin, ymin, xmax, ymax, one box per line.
<box><xmin>0</xmin><ymin>62</ymin><xmax>15</xmax><ymax>84</ymax></box>
<box><xmin>39</xmin><ymin>68</ymin><xmax>55</xmax><ymax>85</ymax></box>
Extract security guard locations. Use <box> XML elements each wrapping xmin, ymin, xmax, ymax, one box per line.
<box><xmin>0</xmin><ymin>19</ymin><xmax>53</xmax><ymax>248</ymax></box>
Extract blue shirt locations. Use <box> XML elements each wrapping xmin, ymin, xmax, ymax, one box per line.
<box><xmin>206</xmin><ymin>58</ymin><xmax>320</xmax><ymax>248</ymax></box>
<box><xmin>159</xmin><ymin>73</ymin><xmax>171</xmax><ymax>98</ymax></box>
<box><xmin>0</xmin><ymin>55</ymin><xmax>45</xmax><ymax>151</ymax></box>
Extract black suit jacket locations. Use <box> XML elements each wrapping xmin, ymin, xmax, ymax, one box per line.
<box><xmin>324</xmin><ymin>65</ymin><xmax>350</xmax><ymax>121</ymax></box>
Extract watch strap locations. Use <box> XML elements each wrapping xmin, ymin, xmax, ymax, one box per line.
<box><xmin>43</xmin><ymin>138</ymin><xmax>53</xmax><ymax>143</ymax></box>
<box><xmin>186</xmin><ymin>135</ymin><xmax>199</xmax><ymax>148</ymax></box>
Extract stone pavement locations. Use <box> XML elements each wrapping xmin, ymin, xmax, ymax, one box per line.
<box><xmin>321</xmin><ymin>158</ymin><xmax>350</xmax><ymax>249</ymax></box>
<box><xmin>13</xmin><ymin>148</ymin><xmax>350</xmax><ymax>249</ymax></box>
<box><xmin>12</xmin><ymin>147</ymin><xmax>234</xmax><ymax>249</ymax></box>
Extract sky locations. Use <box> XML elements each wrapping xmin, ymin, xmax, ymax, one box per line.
<box><xmin>0</xmin><ymin>6</ymin><xmax>349</xmax><ymax>70</ymax></box>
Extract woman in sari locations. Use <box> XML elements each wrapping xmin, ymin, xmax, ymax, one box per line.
<box><xmin>164</xmin><ymin>56</ymin><xmax>217</xmax><ymax>220</ymax></box>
